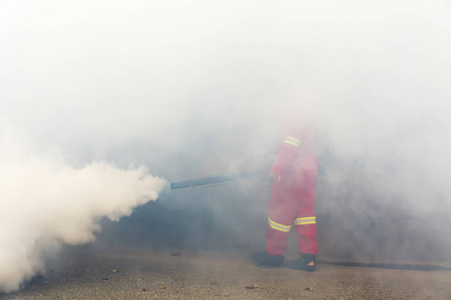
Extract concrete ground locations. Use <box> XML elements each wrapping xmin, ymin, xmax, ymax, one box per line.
<box><xmin>1</xmin><ymin>246</ymin><xmax>451</xmax><ymax>300</ymax></box>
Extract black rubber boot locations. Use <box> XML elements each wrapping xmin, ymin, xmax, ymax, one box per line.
<box><xmin>252</xmin><ymin>251</ymin><xmax>284</xmax><ymax>267</ymax></box>
<box><xmin>291</xmin><ymin>253</ymin><xmax>317</xmax><ymax>272</ymax></box>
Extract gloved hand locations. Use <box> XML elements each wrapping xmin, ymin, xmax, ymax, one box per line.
<box><xmin>269</xmin><ymin>168</ymin><xmax>281</xmax><ymax>182</ymax></box>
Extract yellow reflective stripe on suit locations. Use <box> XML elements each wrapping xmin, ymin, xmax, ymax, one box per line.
<box><xmin>268</xmin><ymin>217</ymin><xmax>292</xmax><ymax>232</ymax></box>
<box><xmin>294</xmin><ymin>216</ymin><xmax>316</xmax><ymax>225</ymax></box>
<box><xmin>283</xmin><ymin>136</ymin><xmax>301</xmax><ymax>147</ymax></box>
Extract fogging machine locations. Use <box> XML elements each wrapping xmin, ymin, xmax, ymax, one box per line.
<box><xmin>170</xmin><ymin>171</ymin><xmax>267</xmax><ymax>190</ymax></box>
<box><xmin>170</xmin><ymin>164</ymin><xmax>325</xmax><ymax>190</ymax></box>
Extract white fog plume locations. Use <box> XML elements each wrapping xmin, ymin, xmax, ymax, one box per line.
<box><xmin>0</xmin><ymin>134</ymin><xmax>166</xmax><ymax>292</ymax></box>
<box><xmin>1</xmin><ymin>0</ymin><xmax>451</xmax><ymax>292</ymax></box>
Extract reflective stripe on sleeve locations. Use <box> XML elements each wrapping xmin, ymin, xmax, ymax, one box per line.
<box><xmin>283</xmin><ymin>136</ymin><xmax>301</xmax><ymax>147</ymax></box>
<box><xmin>268</xmin><ymin>217</ymin><xmax>292</xmax><ymax>232</ymax></box>
<box><xmin>294</xmin><ymin>216</ymin><xmax>316</xmax><ymax>225</ymax></box>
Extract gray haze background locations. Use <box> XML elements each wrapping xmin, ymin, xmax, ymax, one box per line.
<box><xmin>1</xmin><ymin>0</ymin><xmax>451</xmax><ymax>293</ymax></box>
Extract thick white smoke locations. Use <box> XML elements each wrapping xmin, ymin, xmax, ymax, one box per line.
<box><xmin>1</xmin><ymin>0</ymin><xmax>450</xmax><ymax>292</ymax></box>
<box><xmin>0</xmin><ymin>130</ymin><xmax>166</xmax><ymax>292</ymax></box>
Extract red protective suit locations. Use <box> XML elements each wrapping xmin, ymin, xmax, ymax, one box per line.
<box><xmin>266</xmin><ymin>119</ymin><xmax>319</xmax><ymax>256</ymax></box>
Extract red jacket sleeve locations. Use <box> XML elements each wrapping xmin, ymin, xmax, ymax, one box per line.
<box><xmin>270</xmin><ymin>130</ymin><xmax>303</xmax><ymax>175</ymax></box>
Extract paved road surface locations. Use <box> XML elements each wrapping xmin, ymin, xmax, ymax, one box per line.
<box><xmin>1</xmin><ymin>247</ymin><xmax>451</xmax><ymax>299</ymax></box>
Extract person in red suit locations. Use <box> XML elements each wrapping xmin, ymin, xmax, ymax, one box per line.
<box><xmin>252</xmin><ymin>108</ymin><xmax>319</xmax><ymax>272</ymax></box>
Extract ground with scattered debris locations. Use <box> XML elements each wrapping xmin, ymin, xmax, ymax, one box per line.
<box><xmin>1</xmin><ymin>246</ymin><xmax>451</xmax><ymax>299</ymax></box>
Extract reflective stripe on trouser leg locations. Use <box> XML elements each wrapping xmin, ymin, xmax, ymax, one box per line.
<box><xmin>295</xmin><ymin>216</ymin><xmax>318</xmax><ymax>255</ymax></box>
<box><xmin>294</xmin><ymin>216</ymin><xmax>316</xmax><ymax>225</ymax></box>
<box><xmin>266</xmin><ymin>217</ymin><xmax>292</xmax><ymax>255</ymax></box>
<box><xmin>268</xmin><ymin>217</ymin><xmax>292</xmax><ymax>232</ymax></box>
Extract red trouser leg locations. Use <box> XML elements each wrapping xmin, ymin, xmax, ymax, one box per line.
<box><xmin>266</xmin><ymin>174</ymin><xmax>298</xmax><ymax>255</ymax></box>
<box><xmin>294</xmin><ymin>167</ymin><xmax>318</xmax><ymax>255</ymax></box>
<box><xmin>266</xmin><ymin>166</ymin><xmax>318</xmax><ymax>256</ymax></box>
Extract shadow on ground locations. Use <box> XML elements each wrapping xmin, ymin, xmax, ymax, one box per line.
<box><xmin>316</xmin><ymin>260</ymin><xmax>451</xmax><ymax>271</ymax></box>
